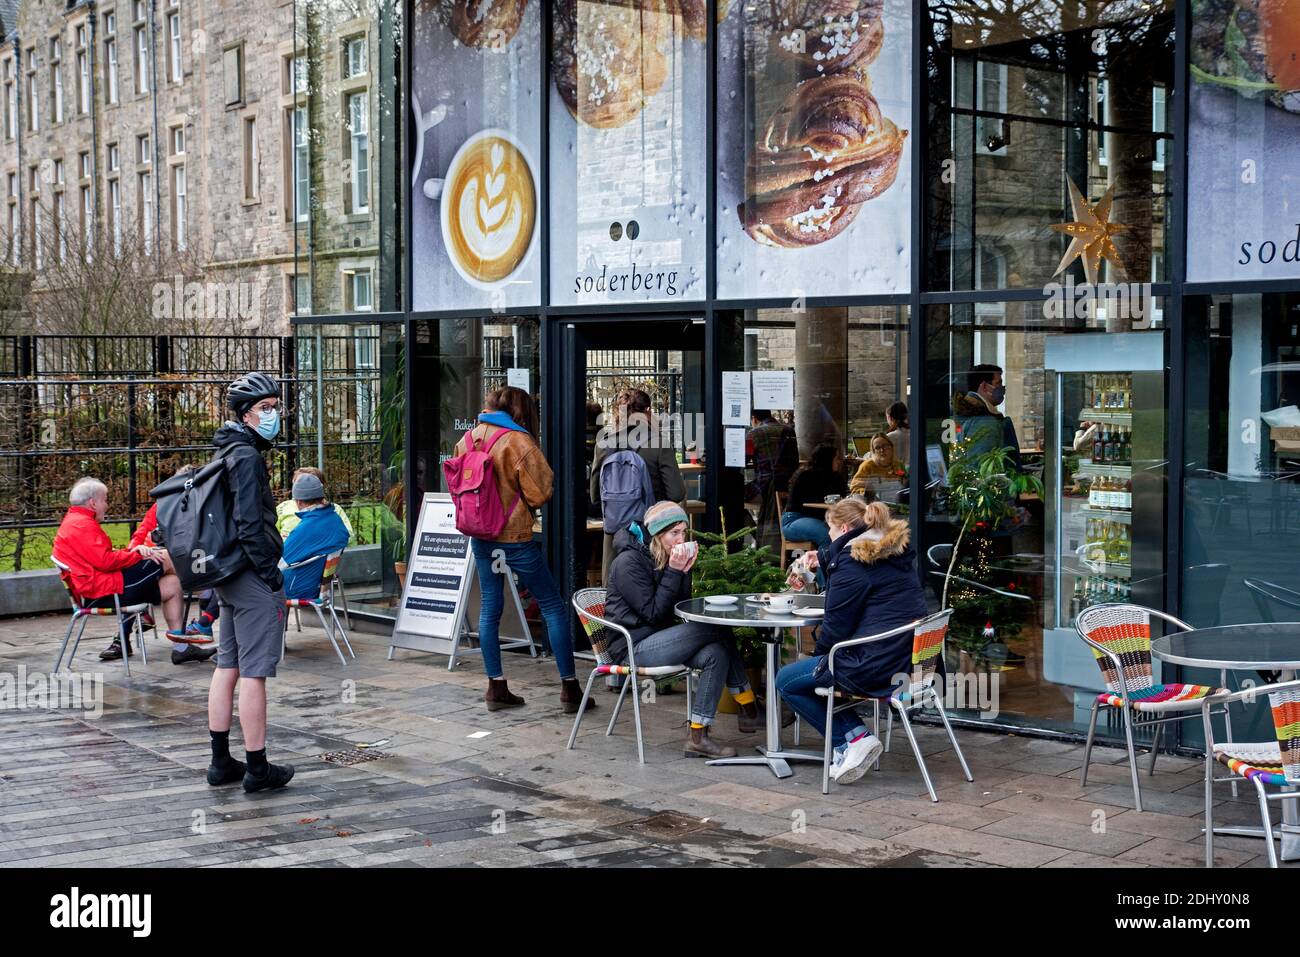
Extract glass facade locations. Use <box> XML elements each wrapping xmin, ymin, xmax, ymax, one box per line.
<box><xmin>287</xmin><ymin>0</ymin><xmax>1300</xmax><ymax>749</ymax></box>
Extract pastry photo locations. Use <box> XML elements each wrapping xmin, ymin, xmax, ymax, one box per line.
<box><xmin>758</xmin><ymin>0</ymin><xmax>886</xmax><ymax>78</ymax></box>
<box><xmin>434</xmin><ymin>0</ymin><xmax>529</xmax><ymax>50</ymax></box>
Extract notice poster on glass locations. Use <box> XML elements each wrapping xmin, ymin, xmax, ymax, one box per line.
<box><xmin>722</xmin><ymin>370</ymin><xmax>751</xmax><ymax>425</ymax></box>
<box><xmin>1187</xmin><ymin>0</ymin><xmax>1300</xmax><ymax>281</ymax></box>
<box><xmin>410</xmin><ymin>1</ymin><xmax>542</xmax><ymax>311</ymax></box>
<box><xmin>717</xmin><ymin>0</ymin><xmax>912</xmax><ymax>300</ymax></box>
<box><xmin>548</xmin><ymin>1</ymin><xmax>707</xmax><ymax>305</ymax></box>
<box><xmin>751</xmin><ymin>370</ymin><xmax>795</xmax><ymax>410</ymax></box>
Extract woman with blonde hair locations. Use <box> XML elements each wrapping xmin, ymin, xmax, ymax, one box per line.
<box><xmin>775</xmin><ymin>497</ymin><xmax>927</xmax><ymax>785</ymax></box>
<box><xmin>603</xmin><ymin>501</ymin><xmax>761</xmax><ymax>757</ymax></box>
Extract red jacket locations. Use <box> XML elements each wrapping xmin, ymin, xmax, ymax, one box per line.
<box><xmin>52</xmin><ymin>505</ymin><xmax>142</xmax><ymax>600</ymax></box>
<box><xmin>129</xmin><ymin>503</ymin><xmax>158</xmax><ymax>548</ymax></box>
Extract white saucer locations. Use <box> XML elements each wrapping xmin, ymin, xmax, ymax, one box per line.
<box><xmin>703</xmin><ymin>595</ymin><xmax>738</xmax><ymax>607</ymax></box>
<box><xmin>792</xmin><ymin>607</ymin><xmax>825</xmax><ymax>618</ymax></box>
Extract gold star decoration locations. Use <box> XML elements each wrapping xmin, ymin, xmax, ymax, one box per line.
<box><xmin>1050</xmin><ymin>178</ymin><xmax>1128</xmax><ymax>284</ymax></box>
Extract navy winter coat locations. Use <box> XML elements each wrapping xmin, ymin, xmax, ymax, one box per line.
<box><xmin>603</xmin><ymin>522</ymin><xmax>692</xmax><ymax>658</ymax></box>
<box><xmin>812</xmin><ymin>520</ymin><xmax>928</xmax><ymax>694</ymax></box>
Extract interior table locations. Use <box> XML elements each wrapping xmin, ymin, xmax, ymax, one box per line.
<box><xmin>1151</xmin><ymin>623</ymin><xmax>1300</xmax><ymax>862</ymax></box>
<box><xmin>675</xmin><ymin>594</ymin><xmax>824</xmax><ymax>779</ymax></box>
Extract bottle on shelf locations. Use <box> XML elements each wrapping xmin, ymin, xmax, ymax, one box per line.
<box><xmin>1092</xmin><ymin>424</ymin><xmax>1105</xmax><ymax>463</ymax></box>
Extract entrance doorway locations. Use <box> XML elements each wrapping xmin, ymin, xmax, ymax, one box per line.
<box><xmin>552</xmin><ymin>317</ymin><xmax>708</xmax><ymax>604</ymax></box>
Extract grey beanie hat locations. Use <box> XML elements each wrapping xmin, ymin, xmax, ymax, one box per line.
<box><xmin>292</xmin><ymin>472</ymin><xmax>326</xmax><ymax>501</ymax></box>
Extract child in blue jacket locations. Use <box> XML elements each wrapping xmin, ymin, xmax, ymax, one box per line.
<box><xmin>280</xmin><ymin>473</ymin><xmax>351</xmax><ymax>600</ymax></box>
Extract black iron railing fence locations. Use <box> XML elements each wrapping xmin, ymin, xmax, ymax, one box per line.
<box><xmin>0</xmin><ymin>334</ymin><xmax>383</xmax><ymax>571</ymax></box>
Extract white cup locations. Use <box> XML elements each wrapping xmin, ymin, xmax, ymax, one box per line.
<box><xmin>768</xmin><ymin>594</ymin><xmax>795</xmax><ymax>612</ymax></box>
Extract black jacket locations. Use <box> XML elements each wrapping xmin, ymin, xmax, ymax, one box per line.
<box><xmin>213</xmin><ymin>421</ymin><xmax>284</xmax><ymax>591</ymax></box>
<box><xmin>604</xmin><ymin>522</ymin><xmax>691</xmax><ymax>656</ymax></box>
<box><xmin>813</xmin><ymin>520</ymin><xmax>928</xmax><ymax>695</ymax></box>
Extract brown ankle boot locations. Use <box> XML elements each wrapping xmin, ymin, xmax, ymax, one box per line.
<box><xmin>485</xmin><ymin>678</ymin><xmax>525</xmax><ymax>711</ymax></box>
<box><xmin>684</xmin><ymin>725</ymin><xmax>738</xmax><ymax>759</ymax></box>
<box><xmin>737</xmin><ymin>700</ymin><xmax>765</xmax><ymax>734</ymax></box>
<box><xmin>560</xmin><ymin>677</ymin><xmax>597</xmax><ymax>715</ymax></box>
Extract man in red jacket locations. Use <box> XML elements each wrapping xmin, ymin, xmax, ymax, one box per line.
<box><xmin>52</xmin><ymin>478</ymin><xmax>198</xmax><ymax>662</ymax></box>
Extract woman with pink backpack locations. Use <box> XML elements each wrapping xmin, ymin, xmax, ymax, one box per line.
<box><xmin>446</xmin><ymin>386</ymin><xmax>593</xmax><ymax>715</ymax></box>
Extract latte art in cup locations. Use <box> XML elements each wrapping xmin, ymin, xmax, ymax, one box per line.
<box><xmin>443</xmin><ymin>134</ymin><xmax>536</xmax><ymax>285</ymax></box>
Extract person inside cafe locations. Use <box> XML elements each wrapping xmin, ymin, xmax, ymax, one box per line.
<box><xmin>52</xmin><ymin>477</ymin><xmax>202</xmax><ymax>663</ymax></box>
<box><xmin>781</xmin><ymin>443</ymin><xmax>848</xmax><ymax>550</ymax></box>
<box><xmin>885</xmin><ymin>401</ymin><xmax>910</xmax><ymax>465</ymax></box>
<box><xmin>604</xmin><ymin>501</ymin><xmax>764</xmax><ymax>758</ymax></box>
<box><xmin>949</xmin><ymin>363</ymin><xmax>1021</xmax><ymax>474</ymax></box>
<box><xmin>746</xmin><ymin>409</ymin><xmax>799</xmax><ymax>547</ymax></box>
<box><xmin>849</xmin><ymin>433</ymin><xmax>905</xmax><ymax>495</ymax></box>
<box><xmin>775</xmin><ymin>499</ymin><xmax>927</xmax><ymax>785</ymax></box>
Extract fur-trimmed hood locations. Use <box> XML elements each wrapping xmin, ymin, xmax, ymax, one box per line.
<box><xmin>849</xmin><ymin>519</ymin><xmax>911</xmax><ymax>564</ymax></box>
<box><xmin>951</xmin><ymin>391</ymin><xmax>1002</xmax><ymax>419</ymax></box>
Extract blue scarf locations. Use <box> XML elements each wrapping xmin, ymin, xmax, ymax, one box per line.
<box><xmin>479</xmin><ymin>411</ymin><xmax>528</xmax><ymax>433</ymax></box>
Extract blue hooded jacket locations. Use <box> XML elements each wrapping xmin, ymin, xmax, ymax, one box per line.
<box><xmin>281</xmin><ymin>505</ymin><xmax>351</xmax><ymax>600</ymax></box>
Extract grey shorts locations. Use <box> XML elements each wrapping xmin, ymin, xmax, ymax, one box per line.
<box><xmin>214</xmin><ymin>567</ymin><xmax>285</xmax><ymax>678</ymax></box>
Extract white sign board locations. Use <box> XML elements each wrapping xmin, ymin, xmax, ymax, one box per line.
<box><xmin>389</xmin><ymin>493</ymin><xmax>535</xmax><ymax>669</ymax></box>
<box><xmin>724</xmin><ymin>427</ymin><xmax>746</xmax><ymax>468</ymax></box>
<box><xmin>507</xmin><ymin>367</ymin><xmax>531</xmax><ymax>392</ymax></box>
<box><xmin>721</xmin><ymin>371</ymin><xmax>751</xmax><ymax>426</ymax></box>
<box><xmin>751</xmin><ymin>370</ymin><xmax>795</xmax><ymax>411</ymax></box>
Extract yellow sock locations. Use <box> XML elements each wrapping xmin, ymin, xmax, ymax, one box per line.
<box><xmin>733</xmin><ymin>690</ymin><xmax>756</xmax><ymax>706</ymax></box>
<box><xmin>690</xmin><ymin>722</ymin><xmax>706</xmax><ymax>730</ymax></box>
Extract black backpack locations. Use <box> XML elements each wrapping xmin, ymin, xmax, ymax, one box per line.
<box><xmin>149</xmin><ymin>449</ymin><xmax>247</xmax><ymax>589</ymax></box>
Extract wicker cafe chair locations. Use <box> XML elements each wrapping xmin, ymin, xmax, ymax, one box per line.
<box><xmin>281</xmin><ymin>550</ymin><xmax>355</xmax><ymax>667</ymax></box>
<box><xmin>1075</xmin><ymin>602</ymin><xmax>1233</xmax><ymax>812</ymax></box>
<box><xmin>814</xmin><ymin>609</ymin><xmax>973</xmax><ymax>800</ymax></box>
<box><xmin>566</xmin><ymin>587</ymin><xmax>695</xmax><ymax>765</ymax></box>
<box><xmin>1202</xmin><ymin>679</ymin><xmax>1300</xmax><ymax>868</ymax></box>
<box><xmin>50</xmin><ymin>555</ymin><xmax>153</xmax><ymax>676</ymax></box>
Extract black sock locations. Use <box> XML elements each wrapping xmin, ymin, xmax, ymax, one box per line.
<box><xmin>246</xmin><ymin>748</ymin><xmax>268</xmax><ymax>775</ymax></box>
<box><xmin>210</xmin><ymin>729</ymin><xmax>231</xmax><ymax>765</ymax></box>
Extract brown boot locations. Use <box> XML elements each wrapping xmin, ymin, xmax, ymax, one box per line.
<box><xmin>684</xmin><ymin>725</ymin><xmax>738</xmax><ymax>759</ymax></box>
<box><xmin>560</xmin><ymin>678</ymin><xmax>598</xmax><ymax>715</ymax></box>
<box><xmin>485</xmin><ymin>678</ymin><xmax>525</xmax><ymax>711</ymax></box>
<box><xmin>737</xmin><ymin>700</ymin><xmax>765</xmax><ymax>734</ymax></box>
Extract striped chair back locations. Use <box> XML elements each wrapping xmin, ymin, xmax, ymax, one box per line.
<box><xmin>573</xmin><ymin>587</ymin><xmax>617</xmax><ymax>666</ymax></box>
<box><xmin>1075</xmin><ymin>603</ymin><xmax>1154</xmax><ymax>695</ymax></box>
<box><xmin>909</xmin><ymin>609</ymin><xmax>952</xmax><ymax>695</ymax></box>
<box><xmin>1270</xmin><ymin>687</ymin><xmax>1300</xmax><ymax>784</ymax></box>
<box><xmin>321</xmin><ymin>550</ymin><xmax>343</xmax><ymax>588</ymax></box>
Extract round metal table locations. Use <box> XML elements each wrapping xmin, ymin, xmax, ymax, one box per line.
<box><xmin>675</xmin><ymin>594</ymin><xmax>824</xmax><ymax>779</ymax></box>
<box><xmin>1152</xmin><ymin>623</ymin><xmax>1300</xmax><ymax>862</ymax></box>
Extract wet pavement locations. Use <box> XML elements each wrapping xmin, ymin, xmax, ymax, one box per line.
<box><xmin>0</xmin><ymin>613</ymin><xmax>1289</xmax><ymax>868</ymax></box>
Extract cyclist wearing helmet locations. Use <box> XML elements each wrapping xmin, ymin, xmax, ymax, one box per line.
<box><xmin>206</xmin><ymin>371</ymin><xmax>295</xmax><ymax>793</ymax></box>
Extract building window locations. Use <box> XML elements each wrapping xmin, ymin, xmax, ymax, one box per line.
<box><xmin>345</xmin><ymin>269</ymin><xmax>373</xmax><ymax>312</ymax></box>
<box><xmin>290</xmin><ymin>274</ymin><xmax>309</xmax><ymax>315</ymax></box>
<box><xmin>7</xmin><ymin>171</ymin><xmax>18</xmax><ymax>265</ymax></box>
<box><xmin>50</xmin><ymin>37</ymin><xmax>63</xmax><ymax>125</ymax></box>
<box><xmin>53</xmin><ymin>189</ymin><xmax>65</xmax><ymax>263</ymax></box>
<box><xmin>25</xmin><ymin>48</ymin><xmax>37</xmax><ymax>133</ymax></box>
<box><xmin>292</xmin><ymin>105</ymin><xmax>308</xmax><ymax>222</ymax></box>
<box><xmin>104</xmin><ymin>13</ymin><xmax>119</xmax><ymax>105</ymax></box>
<box><xmin>52</xmin><ymin>158</ymin><xmax>64</xmax><ymax>186</ymax></box>
<box><xmin>171</xmin><ymin>164</ymin><xmax>186</xmax><ymax>251</ymax></box>
<box><xmin>170</xmin><ymin>125</ymin><xmax>184</xmax><ymax>156</ymax></box>
<box><xmin>80</xmin><ymin>184</ymin><xmax>92</xmax><ymax>258</ymax></box>
<box><xmin>167</xmin><ymin>11</ymin><xmax>182</xmax><ymax>84</ymax></box>
<box><xmin>3</xmin><ymin>58</ymin><xmax>14</xmax><ymax>140</ymax></box>
<box><xmin>79</xmin><ymin>151</ymin><xmax>91</xmax><ymax>179</ymax></box>
<box><xmin>107</xmin><ymin>142</ymin><xmax>120</xmax><ymax>172</ymax></box>
<box><xmin>975</xmin><ymin>61</ymin><xmax>1009</xmax><ymax>156</ymax></box>
<box><xmin>138</xmin><ymin>171</ymin><xmax>152</xmax><ymax>254</ymax></box>
<box><xmin>108</xmin><ymin>177</ymin><xmax>121</xmax><ymax>256</ymax></box>
<box><xmin>137</xmin><ymin>133</ymin><xmax>150</xmax><ymax>165</ymax></box>
<box><xmin>284</xmin><ymin>53</ymin><xmax>306</xmax><ymax>96</ymax></box>
<box><xmin>243</xmin><ymin>116</ymin><xmax>259</xmax><ymax>201</ymax></box>
<box><xmin>343</xmin><ymin>36</ymin><xmax>366</xmax><ymax>78</ymax></box>
<box><xmin>134</xmin><ymin>23</ymin><xmax>149</xmax><ymax>95</ymax></box>
<box><xmin>223</xmin><ymin>44</ymin><xmax>243</xmax><ymax>106</ymax></box>
<box><xmin>31</xmin><ymin>198</ymin><xmax>41</xmax><ymax>270</ymax></box>
<box><xmin>76</xmin><ymin>25</ymin><xmax>90</xmax><ymax>114</ymax></box>
<box><xmin>347</xmin><ymin>92</ymin><xmax>369</xmax><ymax>214</ymax></box>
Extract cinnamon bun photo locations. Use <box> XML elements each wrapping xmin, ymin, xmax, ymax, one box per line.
<box><xmin>431</xmin><ymin>0</ymin><xmax>528</xmax><ymax>50</ymax></box>
<box><xmin>738</xmin><ymin>73</ymin><xmax>907</xmax><ymax>247</ymax></box>
<box><xmin>758</xmin><ymin>0</ymin><xmax>885</xmax><ymax>78</ymax></box>
<box><xmin>552</xmin><ymin>0</ymin><xmax>674</xmax><ymax>129</ymax></box>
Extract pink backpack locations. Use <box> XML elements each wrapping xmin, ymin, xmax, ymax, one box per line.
<box><xmin>442</xmin><ymin>428</ymin><xmax>520</xmax><ymax>539</ymax></box>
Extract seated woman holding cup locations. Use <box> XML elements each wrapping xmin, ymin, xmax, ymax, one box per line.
<box><xmin>604</xmin><ymin>501</ymin><xmax>763</xmax><ymax>758</ymax></box>
<box><xmin>775</xmin><ymin>499</ymin><xmax>927</xmax><ymax>785</ymax></box>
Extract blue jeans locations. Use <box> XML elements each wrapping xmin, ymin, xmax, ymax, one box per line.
<box><xmin>781</xmin><ymin>512</ymin><xmax>831</xmax><ymax>549</ymax></box>
<box><xmin>471</xmin><ymin>539</ymin><xmax>574</xmax><ymax>681</ymax></box>
<box><xmin>775</xmin><ymin>656</ymin><xmax>868</xmax><ymax>745</ymax></box>
<box><xmin>625</xmin><ymin>621</ymin><xmax>749</xmax><ymax>726</ymax></box>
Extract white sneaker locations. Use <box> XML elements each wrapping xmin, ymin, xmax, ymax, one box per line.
<box><xmin>830</xmin><ymin>733</ymin><xmax>883</xmax><ymax>784</ymax></box>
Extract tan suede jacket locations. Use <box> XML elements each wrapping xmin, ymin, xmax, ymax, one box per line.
<box><xmin>454</xmin><ymin>422</ymin><xmax>553</xmax><ymax>542</ymax></box>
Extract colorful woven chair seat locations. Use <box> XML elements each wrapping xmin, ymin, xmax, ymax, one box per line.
<box><xmin>593</xmin><ymin>662</ymin><xmax>691</xmax><ymax>678</ymax></box>
<box><xmin>1212</xmin><ymin>742</ymin><xmax>1295</xmax><ymax>787</ymax></box>
<box><xmin>285</xmin><ymin>596</ymin><xmax>323</xmax><ymax>608</ymax></box>
<box><xmin>1097</xmin><ymin>682</ymin><xmax>1225</xmax><ymax>712</ymax></box>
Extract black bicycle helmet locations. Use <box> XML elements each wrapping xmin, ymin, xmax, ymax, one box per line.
<box><xmin>226</xmin><ymin>371</ymin><xmax>281</xmax><ymax>416</ymax></box>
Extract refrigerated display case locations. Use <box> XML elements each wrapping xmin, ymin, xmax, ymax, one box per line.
<box><xmin>1043</xmin><ymin>332</ymin><xmax>1166</xmax><ymax>720</ymax></box>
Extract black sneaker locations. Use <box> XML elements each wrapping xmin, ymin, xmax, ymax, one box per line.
<box><xmin>243</xmin><ymin>762</ymin><xmax>295</xmax><ymax>793</ymax></box>
<box><xmin>172</xmin><ymin>644</ymin><xmax>218</xmax><ymax>665</ymax></box>
<box><xmin>207</xmin><ymin>759</ymin><xmax>246</xmax><ymax>786</ymax></box>
<box><xmin>99</xmin><ymin>640</ymin><xmax>125</xmax><ymax>661</ymax></box>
